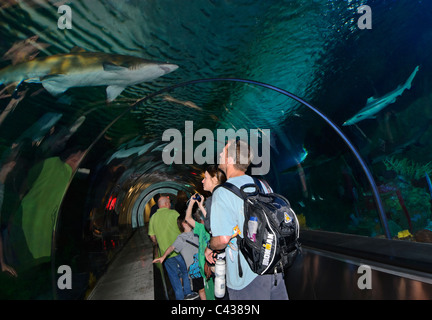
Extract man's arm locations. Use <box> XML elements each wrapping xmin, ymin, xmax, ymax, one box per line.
<box><xmin>205</xmin><ymin>235</ymin><xmax>231</xmax><ymax>264</ymax></box>
<box><xmin>209</xmin><ymin>235</ymin><xmax>231</xmax><ymax>251</ymax></box>
<box><xmin>149</xmin><ymin>235</ymin><xmax>157</xmax><ymax>246</ymax></box>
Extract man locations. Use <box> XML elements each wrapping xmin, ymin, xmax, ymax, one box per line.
<box><xmin>148</xmin><ymin>196</ymin><xmax>195</xmax><ymax>300</ymax></box>
<box><xmin>206</xmin><ymin>139</ymin><xmax>288</xmax><ymax>300</ymax></box>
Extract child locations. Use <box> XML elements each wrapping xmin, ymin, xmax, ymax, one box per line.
<box><xmin>153</xmin><ymin>216</ymin><xmax>206</xmax><ymax>300</ymax></box>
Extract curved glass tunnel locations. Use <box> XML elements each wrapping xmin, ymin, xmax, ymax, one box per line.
<box><xmin>0</xmin><ymin>0</ymin><xmax>431</xmax><ymax>300</ymax></box>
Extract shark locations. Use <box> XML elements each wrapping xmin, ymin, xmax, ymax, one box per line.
<box><xmin>0</xmin><ymin>49</ymin><xmax>179</xmax><ymax>102</ymax></box>
<box><xmin>343</xmin><ymin>65</ymin><xmax>420</xmax><ymax>126</ymax></box>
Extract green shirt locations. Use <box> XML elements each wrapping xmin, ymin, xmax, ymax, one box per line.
<box><xmin>193</xmin><ymin>222</ymin><xmax>214</xmax><ymax>300</ymax></box>
<box><xmin>148</xmin><ymin>207</ymin><xmax>180</xmax><ymax>258</ymax></box>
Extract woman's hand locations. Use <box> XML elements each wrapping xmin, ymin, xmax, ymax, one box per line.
<box><xmin>198</xmin><ymin>195</ymin><xmax>205</xmax><ymax>207</ymax></box>
<box><xmin>188</xmin><ymin>194</ymin><xmax>198</xmax><ymax>205</ymax></box>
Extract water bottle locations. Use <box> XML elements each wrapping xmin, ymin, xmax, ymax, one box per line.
<box><xmin>247</xmin><ymin>216</ymin><xmax>258</xmax><ymax>242</ymax></box>
<box><xmin>214</xmin><ymin>259</ymin><xmax>226</xmax><ymax>298</ymax></box>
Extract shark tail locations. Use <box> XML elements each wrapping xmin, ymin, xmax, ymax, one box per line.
<box><xmin>405</xmin><ymin>65</ymin><xmax>420</xmax><ymax>90</ymax></box>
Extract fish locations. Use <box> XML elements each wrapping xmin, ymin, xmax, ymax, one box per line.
<box><xmin>163</xmin><ymin>94</ymin><xmax>202</xmax><ymax>110</ymax></box>
<box><xmin>107</xmin><ymin>140</ymin><xmax>156</xmax><ymax>163</ymax></box>
<box><xmin>0</xmin><ymin>49</ymin><xmax>179</xmax><ymax>102</ymax></box>
<box><xmin>16</xmin><ymin>112</ymin><xmax>63</xmax><ymax>143</ymax></box>
<box><xmin>0</xmin><ymin>88</ymin><xmax>28</xmax><ymax>126</ymax></box>
<box><xmin>2</xmin><ymin>35</ymin><xmax>50</xmax><ymax>65</ymax></box>
<box><xmin>343</xmin><ymin>65</ymin><xmax>419</xmax><ymax>126</ymax></box>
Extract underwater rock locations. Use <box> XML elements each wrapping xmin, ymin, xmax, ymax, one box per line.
<box><xmin>414</xmin><ymin>229</ymin><xmax>432</xmax><ymax>243</ymax></box>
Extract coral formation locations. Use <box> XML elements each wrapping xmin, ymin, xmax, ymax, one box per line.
<box><xmin>383</xmin><ymin>156</ymin><xmax>432</xmax><ymax>180</ymax></box>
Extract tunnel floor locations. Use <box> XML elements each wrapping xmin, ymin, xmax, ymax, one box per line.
<box><xmin>87</xmin><ymin>227</ymin><xmax>154</xmax><ymax>300</ymax></box>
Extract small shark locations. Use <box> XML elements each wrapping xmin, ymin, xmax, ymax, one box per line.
<box><xmin>343</xmin><ymin>65</ymin><xmax>419</xmax><ymax>126</ymax></box>
<box><xmin>0</xmin><ymin>49</ymin><xmax>178</xmax><ymax>102</ymax></box>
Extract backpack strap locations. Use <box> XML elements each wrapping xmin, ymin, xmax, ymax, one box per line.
<box><xmin>218</xmin><ymin>182</ymin><xmax>244</xmax><ymax>199</ymax></box>
<box><xmin>219</xmin><ymin>180</ymin><xmax>262</xmax><ymax>199</ymax></box>
<box><xmin>252</xmin><ymin>177</ymin><xmax>264</xmax><ymax>193</ymax></box>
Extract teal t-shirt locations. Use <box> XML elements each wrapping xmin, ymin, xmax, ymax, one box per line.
<box><xmin>210</xmin><ymin>175</ymin><xmax>268</xmax><ymax>290</ymax></box>
<box><xmin>193</xmin><ymin>222</ymin><xmax>214</xmax><ymax>300</ymax></box>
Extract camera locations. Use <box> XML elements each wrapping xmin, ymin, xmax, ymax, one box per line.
<box><xmin>194</xmin><ymin>194</ymin><xmax>201</xmax><ymax>202</ymax></box>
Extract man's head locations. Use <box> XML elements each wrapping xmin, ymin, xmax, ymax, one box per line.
<box><xmin>218</xmin><ymin>139</ymin><xmax>253</xmax><ymax>174</ymax></box>
<box><xmin>157</xmin><ymin>196</ymin><xmax>171</xmax><ymax>209</ymax></box>
<box><xmin>61</xmin><ymin>146</ymin><xmax>85</xmax><ymax>171</ymax></box>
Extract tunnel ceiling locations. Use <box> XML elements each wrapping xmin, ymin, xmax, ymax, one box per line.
<box><xmin>0</xmin><ymin>0</ymin><xmax>430</xmax><ymax>180</ymax></box>
<box><xmin>0</xmin><ymin>1</ymin><xmax>359</xmax><ymax>149</ymax></box>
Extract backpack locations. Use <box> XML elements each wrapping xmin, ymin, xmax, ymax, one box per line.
<box><xmin>185</xmin><ymin>240</ymin><xmax>202</xmax><ymax>279</ymax></box>
<box><xmin>220</xmin><ymin>177</ymin><xmax>301</xmax><ymax>277</ymax></box>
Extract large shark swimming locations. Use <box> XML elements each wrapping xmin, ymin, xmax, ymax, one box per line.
<box><xmin>343</xmin><ymin>65</ymin><xmax>420</xmax><ymax>126</ymax></box>
<box><xmin>0</xmin><ymin>49</ymin><xmax>179</xmax><ymax>102</ymax></box>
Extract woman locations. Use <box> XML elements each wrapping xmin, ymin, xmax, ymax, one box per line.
<box><xmin>185</xmin><ymin>165</ymin><xmax>226</xmax><ymax>300</ymax></box>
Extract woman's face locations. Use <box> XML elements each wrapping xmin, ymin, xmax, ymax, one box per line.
<box><xmin>202</xmin><ymin>171</ymin><xmax>218</xmax><ymax>192</ymax></box>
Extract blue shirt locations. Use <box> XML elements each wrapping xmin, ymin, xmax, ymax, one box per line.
<box><xmin>210</xmin><ymin>175</ymin><xmax>269</xmax><ymax>290</ymax></box>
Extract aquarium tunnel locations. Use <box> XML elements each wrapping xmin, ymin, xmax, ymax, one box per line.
<box><xmin>0</xmin><ymin>0</ymin><xmax>432</xmax><ymax>300</ymax></box>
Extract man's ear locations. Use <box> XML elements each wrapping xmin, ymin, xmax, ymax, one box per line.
<box><xmin>226</xmin><ymin>155</ymin><xmax>235</xmax><ymax>165</ymax></box>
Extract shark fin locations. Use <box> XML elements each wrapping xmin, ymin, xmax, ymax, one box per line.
<box><xmin>366</xmin><ymin>96</ymin><xmax>378</xmax><ymax>105</ymax></box>
<box><xmin>103</xmin><ymin>62</ymin><xmax>127</xmax><ymax>72</ymax></box>
<box><xmin>106</xmin><ymin>85</ymin><xmax>125</xmax><ymax>102</ymax></box>
<box><xmin>42</xmin><ymin>78</ymin><xmax>69</xmax><ymax>96</ymax></box>
<box><xmin>25</xmin><ymin>77</ymin><xmax>43</xmax><ymax>83</ymax></box>
<box><xmin>70</xmin><ymin>46</ymin><xmax>87</xmax><ymax>53</ymax></box>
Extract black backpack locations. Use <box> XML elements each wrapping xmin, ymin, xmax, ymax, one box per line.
<box><xmin>220</xmin><ymin>177</ymin><xmax>301</xmax><ymax>277</ymax></box>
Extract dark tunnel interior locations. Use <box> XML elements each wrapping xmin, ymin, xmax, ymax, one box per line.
<box><xmin>0</xmin><ymin>0</ymin><xmax>432</xmax><ymax>300</ymax></box>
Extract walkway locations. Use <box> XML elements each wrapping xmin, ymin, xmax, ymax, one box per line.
<box><xmin>87</xmin><ymin>228</ymin><xmax>154</xmax><ymax>300</ymax></box>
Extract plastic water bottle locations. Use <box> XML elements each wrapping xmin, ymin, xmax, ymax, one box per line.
<box><xmin>214</xmin><ymin>259</ymin><xmax>226</xmax><ymax>298</ymax></box>
<box><xmin>248</xmin><ymin>216</ymin><xmax>258</xmax><ymax>242</ymax></box>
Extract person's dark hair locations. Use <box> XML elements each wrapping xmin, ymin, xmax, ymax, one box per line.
<box><xmin>59</xmin><ymin>145</ymin><xmax>84</xmax><ymax>161</ymax></box>
<box><xmin>175</xmin><ymin>190</ymin><xmax>188</xmax><ymax>216</ymax></box>
<box><xmin>206</xmin><ymin>164</ymin><xmax>227</xmax><ymax>185</ymax></box>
